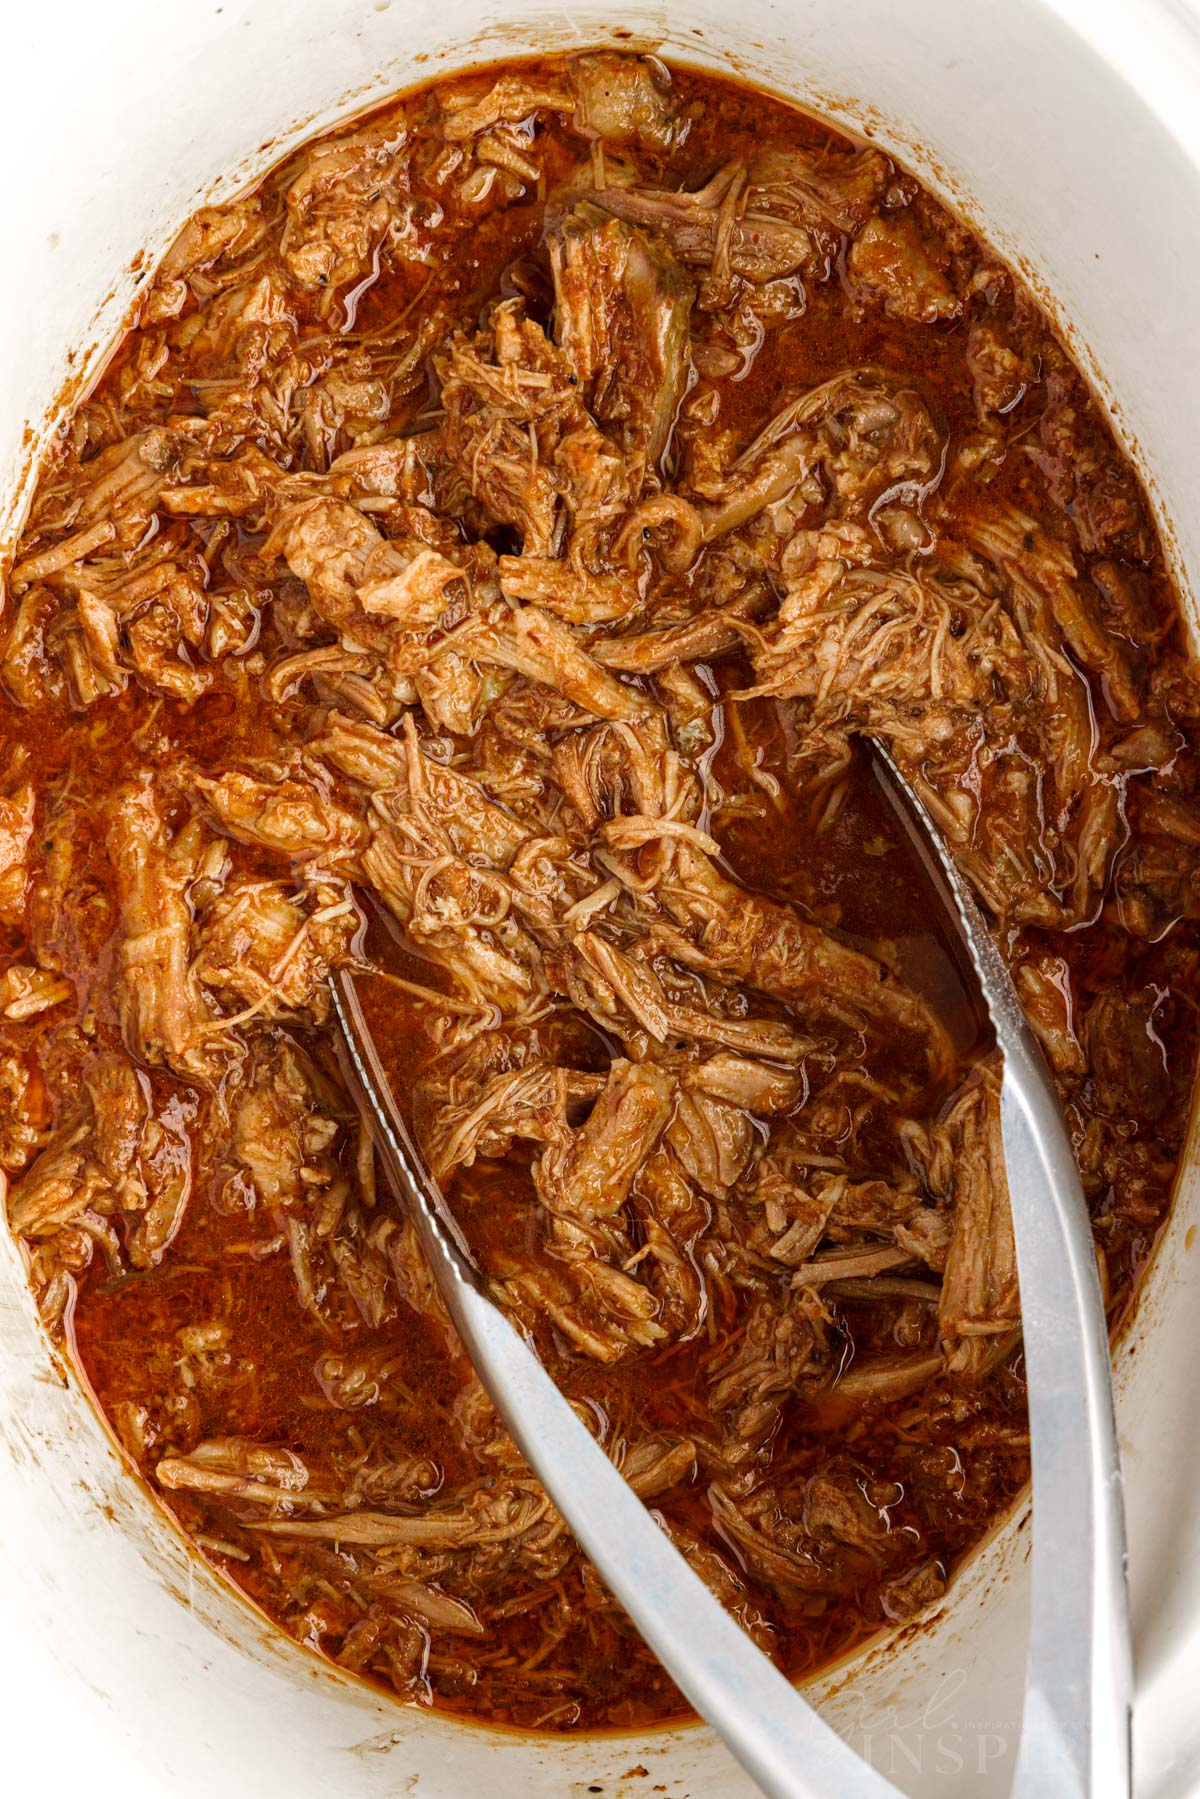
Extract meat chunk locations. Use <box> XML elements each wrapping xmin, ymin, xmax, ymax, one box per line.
<box><xmin>967</xmin><ymin>319</ymin><xmax>1029</xmax><ymax>419</ymax></box>
<box><xmin>598</xmin><ymin>167</ymin><xmax>812</xmax><ymax>287</ymax></box>
<box><xmin>569</xmin><ymin>53</ymin><xmax>681</xmax><ymax>153</ymax></box>
<box><xmin>849</xmin><ymin>212</ymin><xmax>961</xmax><ymax>323</ymax></box>
<box><xmin>708</xmin><ymin>1286</ymin><xmax>833</xmax><ymax>1463</ymax></box>
<box><xmin>107</xmin><ymin>779</ymin><xmax>221</xmax><ymax>1081</ymax></box>
<box><xmin>195</xmin><ymin>880</ymin><xmax>358</xmax><ymax>1024</ymax></box>
<box><xmin>229</xmin><ymin>1038</ymin><xmax>342</xmax><ymax>1211</ymax></box>
<box><xmin>1014</xmin><ymin>954</ymin><xmax>1085</xmax><ymax>1077</ymax></box>
<box><xmin>8</xmin><ymin>1049</ymin><xmax>192</xmax><ymax>1307</ymax></box>
<box><xmin>0</xmin><ymin>964</ymin><xmax>73</xmax><ymax>1021</ymax></box>
<box><xmin>435</xmin><ymin>300</ymin><xmax>630</xmax><ymax>556</ymax></box>
<box><xmin>147</xmin><ymin>196</ymin><xmax>269</xmax><ymax>317</ymax></box>
<box><xmin>749</xmin><ymin>506</ymin><xmax>1126</xmax><ymax>930</ymax></box>
<box><xmin>443</xmin><ymin>605</ymin><xmax>648</xmax><ymax>722</ymax></box>
<box><xmin>935</xmin><ymin>1062</ymin><xmax>1020</xmax><ymax>1378</ymax></box>
<box><xmin>535</xmin><ymin>1059</ymin><xmax>675</xmax><ymax>1224</ymax></box>
<box><xmin>418</xmin><ymin>1060</ymin><xmax>595</xmax><ymax>1182</ymax></box>
<box><xmin>268</xmin><ymin>496</ymin><xmax>472</xmax><ymax>640</ymax></box>
<box><xmin>281</xmin><ymin>121</ymin><xmax>409</xmax><ymax>292</ymax></box>
<box><xmin>195</xmin><ymin>767</ymin><xmax>367</xmax><ymax>867</ymax></box>
<box><xmin>647</xmin><ymin>843</ymin><xmax>954</xmax><ymax>1086</ymax></box>
<box><xmin>0</xmin><ymin>777</ymin><xmax>35</xmax><ymax>927</ymax></box>
<box><xmin>968</xmin><ymin>505</ymin><xmax>1140</xmax><ymax>723</ymax></box>
<box><xmin>595</xmin><ymin>143</ymin><xmax>888</xmax><ymax>291</ymax></box>
<box><xmin>439</xmin><ymin>73</ymin><xmax>575</xmax><ymax>140</ymax></box>
<box><xmin>497</xmin><ymin>555</ymin><xmax>639</xmax><ymax>626</ymax></box>
<box><xmin>1084</xmin><ymin>989</ymin><xmax>1170</xmax><ymax>1125</ymax></box>
<box><xmin>363</xmin><ymin>800</ymin><xmax>543</xmax><ymax>1013</ymax></box>
<box><xmin>11</xmin><ymin>430</ymin><xmax>180</xmax><ymax>582</ymax></box>
<box><xmin>551</xmin><ymin>207</ymin><xmax>693</xmax><ymax>480</ymax></box>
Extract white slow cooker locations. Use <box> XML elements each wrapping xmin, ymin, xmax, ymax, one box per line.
<box><xmin>3</xmin><ymin>2</ymin><xmax>1200</xmax><ymax>1794</ymax></box>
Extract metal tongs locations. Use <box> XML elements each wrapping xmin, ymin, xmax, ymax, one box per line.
<box><xmin>330</xmin><ymin>741</ymin><xmax>1131</xmax><ymax>1799</ymax></box>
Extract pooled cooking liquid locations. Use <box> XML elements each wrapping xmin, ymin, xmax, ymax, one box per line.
<box><xmin>2</xmin><ymin>51</ymin><xmax>1198</xmax><ymax>1732</ymax></box>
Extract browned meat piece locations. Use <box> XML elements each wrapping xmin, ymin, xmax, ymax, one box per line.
<box><xmin>683</xmin><ymin>369</ymin><xmax>941</xmax><ymax>551</ymax></box>
<box><xmin>363</xmin><ymin>802</ymin><xmax>543</xmax><ymax>1013</ymax></box>
<box><xmin>107</xmin><ymin>779</ymin><xmax>222</xmax><ymax>1081</ymax></box>
<box><xmin>802</xmin><ymin>1467</ymin><xmax>889</xmax><ymax>1555</ymax></box>
<box><xmin>1084</xmin><ymin>989</ymin><xmax>1170</xmax><ymax>1125</ymax></box>
<box><xmin>224</xmin><ymin>1040</ymin><xmax>388</xmax><ymax>1328</ymax></box>
<box><xmin>10</xmin><ymin>430</ymin><xmax>180</xmax><ymax>585</ymax></box>
<box><xmin>8</xmin><ymin>1048</ymin><xmax>193</xmax><ymax>1306</ymax></box>
<box><xmin>708</xmin><ymin>1286</ymin><xmax>833</xmax><ymax>1462</ymax></box>
<box><xmin>564</xmin><ymin>930</ymin><xmax>809</xmax><ymax>1064</ymax></box>
<box><xmin>436</xmin><ymin>300</ymin><xmax>630</xmax><ymax>555</ymax></box>
<box><xmin>549</xmin><ymin>710</ymin><xmax>678</xmax><ymax>830</ymax></box>
<box><xmin>442</xmin><ymin>604</ymin><xmax>649</xmax><ymax>721</ymax></box>
<box><xmin>158</xmin><ymin>1435</ymin><xmax>439</xmax><ymax>1516</ymax></box>
<box><xmin>281</xmin><ymin>121</ymin><xmax>409</xmax><ymax>292</ymax></box>
<box><xmin>684</xmin><ymin>1051</ymin><xmax>805</xmax><ymax>1112</ymax></box>
<box><xmin>740</xmin><ymin>1151</ymin><xmax>840</xmax><ymax>1266</ymax></box>
<box><xmin>439</xmin><ymin>73</ymin><xmax>576</xmax><ymax>140</ymax></box>
<box><xmin>664</xmin><ymin>1088</ymin><xmax>756</xmax><ymax>1196</ymax></box>
<box><xmin>1114</xmin><ymin>786</ymin><xmax>1200</xmax><ymax>937</ymax></box>
<box><xmin>751</xmin><ymin>555</ymin><xmax>1009</xmax><ymax>720</ymax></box>
<box><xmin>248</xmin><ymin>1480</ymin><xmax>552</xmax><ymax>1552</ymax></box>
<box><xmin>659</xmin><ymin>1518</ymin><xmax>776</xmax><ymax>1651</ymax></box>
<box><xmin>597</xmin><ymin>141</ymin><xmax>888</xmax><ymax>291</ymax></box>
<box><xmin>194</xmin><ymin>879</ymin><xmax>357</xmax><ymax>1025</ymax></box>
<box><xmin>158</xmin><ymin>1438</ymin><xmax>326</xmax><ymax>1507</ymax></box>
<box><xmin>144</xmin><ymin>196</ymin><xmax>270</xmax><ymax>320</ymax></box>
<box><xmin>317</xmin><ymin>713</ymin><xmax>530</xmax><ymax>870</ymax></box>
<box><xmin>748</xmin><ymin>144</ymin><xmax>891</xmax><ymax>236</ymax></box>
<box><xmin>9</xmin><ymin>1106</ymin><xmax>124</xmax><ymax>1243</ymax></box>
<box><xmin>738</xmin><ymin>1134</ymin><xmax>944</xmax><ymax>1274</ymax></box>
<box><xmin>750</xmin><ymin>505</ymin><xmax>1130</xmax><ymax>929</ymax></box>
<box><xmin>617</xmin><ymin>1433</ymin><xmax>697</xmax><ymax>1499</ymax></box>
<box><xmin>305</xmin><ymin>713</ymin><xmax>408</xmax><ymax>789</ymax></box>
<box><xmin>0</xmin><ymin>964</ymin><xmax>73</xmax><ymax>1021</ymax></box>
<box><xmin>593</xmin><ymin>586</ymin><xmax>769</xmax><ymax>672</ymax></box>
<box><xmin>1</xmin><ymin>589</ymin><xmax>65</xmax><ymax>708</ymax></box>
<box><xmin>569</xmin><ymin>53</ymin><xmax>681</xmax><ymax>152</ymax></box>
<box><xmin>0</xmin><ymin>775</ymin><xmax>34</xmax><ymax>927</ymax></box>
<box><xmin>417</xmin><ymin>1058</ymin><xmax>600</xmax><ymax>1182</ymax></box>
<box><xmin>226</xmin><ymin>1038</ymin><xmax>341</xmax><ymax>1209</ymax></box>
<box><xmin>159</xmin><ymin>445</ymin><xmax>286</xmax><ymax>522</ymax></box>
<box><xmin>267</xmin><ymin>495</ymin><xmax>473</xmax><ymax>641</ymax></box>
<box><xmin>791</xmin><ymin>1242</ymin><xmax>914</xmax><ymax>1286</ymax></box>
<box><xmin>0</xmin><ymin>1049</ymin><xmax>50</xmax><ymax>1186</ymax></box>
<box><xmin>498</xmin><ymin>555</ymin><xmax>639</xmax><ymax>625</ymax></box>
<box><xmin>967</xmin><ymin>506</ymin><xmax>1140</xmax><ymax>723</ymax></box>
<box><xmin>551</xmin><ymin>206</ymin><xmax>693</xmax><ymax>479</ymax></box>
<box><xmin>966</xmin><ymin>319</ymin><xmax>1030</xmax><ymax>418</ymax></box>
<box><xmin>849</xmin><ymin>212</ymin><xmax>961</xmax><ymax>323</ymax></box>
<box><xmin>597</xmin><ymin>166</ymin><xmax>816</xmax><ymax>287</ymax></box>
<box><xmin>1089</xmin><ymin>558</ymin><xmax>1163</xmax><ymax>648</ymax></box>
<box><xmin>1031</xmin><ymin>362</ymin><xmax>1153</xmax><ymax>558</ymax></box>
<box><xmin>535</xmin><ymin>1058</ymin><xmax>675</xmax><ymax>1224</ymax></box>
<box><xmin>693</xmin><ymin>435</ymin><xmax>815</xmax><ymax>546</ymax></box>
<box><xmin>644</xmin><ymin>842</ymin><xmax>954</xmax><ymax>1085</ymax></box>
<box><xmin>708</xmin><ymin>1482</ymin><xmax>842</xmax><ymax>1595</ymax></box>
<box><xmin>494</xmin><ymin>1253</ymin><xmax>666</xmax><ymax>1364</ymax></box>
<box><xmin>1014</xmin><ymin>953</ymin><xmax>1086</xmax><ymax>1077</ymax></box>
<box><xmin>935</xmin><ymin>1061</ymin><xmax>1020</xmax><ymax>1378</ymax></box>
<box><xmin>195</xmin><ymin>767</ymin><xmax>367</xmax><ymax>866</ymax></box>
<box><xmin>879</xmin><ymin>1557</ymin><xmax>947</xmax><ymax>1621</ymax></box>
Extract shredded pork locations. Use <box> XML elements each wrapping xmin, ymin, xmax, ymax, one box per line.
<box><xmin>1</xmin><ymin>50</ymin><xmax>1196</xmax><ymax>1735</ymax></box>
